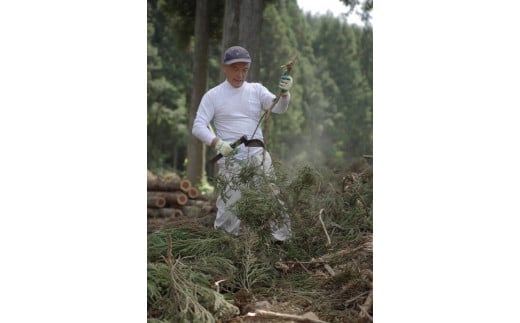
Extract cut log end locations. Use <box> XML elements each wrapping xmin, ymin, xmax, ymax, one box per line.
<box><xmin>180</xmin><ymin>193</ymin><xmax>188</xmax><ymax>203</ymax></box>
<box><xmin>173</xmin><ymin>208</ymin><xmax>183</xmax><ymax>218</ymax></box>
<box><xmin>147</xmin><ymin>196</ymin><xmax>166</xmax><ymax>208</ymax></box>
<box><xmin>149</xmin><ymin>191</ymin><xmax>188</xmax><ymax>206</ymax></box>
<box><xmin>147</xmin><ymin>207</ymin><xmax>183</xmax><ymax>218</ymax></box>
<box><xmin>187</xmin><ymin>187</ymin><xmax>199</xmax><ymax>199</ymax></box>
<box><xmin>180</xmin><ymin>179</ymin><xmax>192</xmax><ymax>192</ymax></box>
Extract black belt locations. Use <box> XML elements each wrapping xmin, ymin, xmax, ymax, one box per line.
<box><xmin>209</xmin><ymin>135</ymin><xmax>264</xmax><ymax>164</ymax></box>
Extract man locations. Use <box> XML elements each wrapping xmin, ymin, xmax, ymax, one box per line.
<box><xmin>192</xmin><ymin>45</ymin><xmax>293</xmax><ymax>241</ymax></box>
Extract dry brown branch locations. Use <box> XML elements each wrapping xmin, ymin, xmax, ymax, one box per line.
<box><xmin>358</xmin><ymin>290</ymin><xmax>373</xmax><ymax>322</ymax></box>
<box><xmin>295</xmin><ymin>259</ymin><xmax>311</xmax><ymax>274</ymax></box>
<box><xmin>247</xmin><ymin>309</ymin><xmax>329</xmax><ymax>323</ymax></box>
<box><xmin>318</xmin><ymin>209</ymin><xmax>331</xmax><ymax>246</ymax></box>
<box><xmin>273</xmin><ymin>258</ymin><xmax>329</xmax><ymax>274</ymax></box>
<box><xmin>342</xmin><ymin>176</ymin><xmax>348</xmax><ymax>193</ymax></box>
<box><xmin>318</xmin><ymin>234</ymin><xmax>373</xmax><ymax>262</ymax></box>
<box><xmin>344</xmin><ymin>291</ymin><xmax>370</xmax><ymax>305</ymax></box>
<box><xmin>214</xmin><ymin>279</ymin><xmax>227</xmax><ymax>293</ymax></box>
<box><xmin>323</xmin><ymin>264</ymin><xmax>335</xmax><ymax>276</ymax></box>
<box><xmin>358</xmin><ymin>305</ymin><xmax>373</xmax><ymax>322</ymax></box>
<box><xmin>289</xmin><ymin>260</ymin><xmax>327</xmax><ymax>264</ymax></box>
<box><xmin>274</xmin><ymin>252</ymin><xmax>361</xmax><ymax>277</ymax></box>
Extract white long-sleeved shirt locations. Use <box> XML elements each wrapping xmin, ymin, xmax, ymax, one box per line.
<box><xmin>192</xmin><ymin>79</ymin><xmax>290</xmax><ymax>162</ymax></box>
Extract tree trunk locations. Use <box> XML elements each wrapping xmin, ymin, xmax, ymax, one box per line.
<box><xmin>220</xmin><ymin>0</ymin><xmax>265</xmax><ymax>82</ymax></box>
<box><xmin>220</xmin><ymin>0</ymin><xmax>240</xmax><ymax>82</ymax></box>
<box><xmin>239</xmin><ymin>0</ymin><xmax>265</xmax><ymax>82</ymax></box>
<box><xmin>186</xmin><ymin>0</ymin><xmax>209</xmax><ymax>187</ymax></box>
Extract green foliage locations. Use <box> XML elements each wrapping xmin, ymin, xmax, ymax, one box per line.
<box><xmin>232</xmin><ymin>232</ymin><xmax>273</xmax><ymax>292</ymax></box>
<box><xmin>160</xmin><ymin>0</ymin><xmax>225</xmax><ymax>49</ymax></box>
<box><xmin>256</xmin><ymin>1</ymin><xmax>373</xmax><ymax>169</ymax></box>
<box><xmin>147</xmin><ymin>262</ymin><xmax>170</xmax><ymax>308</ymax></box>
<box><xmin>310</xmin><ymin>15</ymin><xmax>373</xmax><ymax>167</ymax></box>
<box><xmin>147</xmin><ymin>159</ymin><xmax>373</xmax><ymax>321</ymax></box>
<box><xmin>213</xmin><ymin>159</ymin><xmax>290</xmax><ymax>243</ymax></box>
<box><xmin>148</xmin><ymin>0</ymin><xmax>372</xmax><ymax>173</ymax></box>
<box><xmin>147</xmin><ymin>319</ymin><xmax>169</xmax><ymax>323</ymax></box>
<box><xmin>148</xmin><ymin>0</ymin><xmax>192</xmax><ymax>170</ymax></box>
<box><xmin>147</xmin><ymin>233</ymin><xmax>240</xmax><ymax>322</ymax></box>
<box><xmin>215</xmin><ymin>159</ymin><xmax>372</xmax><ymax>258</ymax></box>
<box><xmin>340</xmin><ymin>0</ymin><xmax>373</xmax><ymax>26</ymax></box>
<box><xmin>147</xmin><ymin>226</ymin><xmax>236</xmax><ymax>261</ymax></box>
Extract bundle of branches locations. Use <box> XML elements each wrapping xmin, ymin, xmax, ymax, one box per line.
<box><xmin>147</xmin><ymin>223</ymin><xmax>276</xmax><ymax>321</ymax></box>
<box><xmin>147</xmin><ymin>236</ymin><xmax>239</xmax><ymax>322</ymax></box>
<box><xmin>233</xmin><ymin>231</ymin><xmax>273</xmax><ymax>293</ymax></box>
<box><xmin>214</xmin><ymin>159</ymin><xmax>292</xmax><ymax>243</ymax></box>
<box><xmin>214</xmin><ymin>161</ymin><xmax>373</xmax><ymax>320</ymax></box>
<box><xmin>147</xmin><ymin>161</ymin><xmax>373</xmax><ymax>322</ymax></box>
<box><xmin>147</xmin><ymin>223</ymin><xmax>237</xmax><ymax>262</ymax></box>
<box><xmin>342</xmin><ymin>159</ymin><xmax>373</xmax><ymax>217</ymax></box>
<box><xmin>286</xmin><ymin>163</ymin><xmax>373</xmax><ymax>251</ymax></box>
<box><xmin>214</xmin><ymin>160</ymin><xmax>372</xmax><ymax>256</ymax></box>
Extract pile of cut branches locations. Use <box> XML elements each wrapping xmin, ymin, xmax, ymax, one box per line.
<box><xmin>147</xmin><ymin>158</ymin><xmax>373</xmax><ymax>322</ymax></box>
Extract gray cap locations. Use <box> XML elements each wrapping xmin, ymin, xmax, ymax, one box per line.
<box><xmin>223</xmin><ymin>46</ymin><xmax>251</xmax><ymax>65</ymax></box>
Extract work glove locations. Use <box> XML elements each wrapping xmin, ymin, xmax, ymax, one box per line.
<box><xmin>215</xmin><ymin>138</ymin><xmax>236</xmax><ymax>157</ymax></box>
<box><xmin>278</xmin><ymin>75</ymin><xmax>293</xmax><ymax>95</ymax></box>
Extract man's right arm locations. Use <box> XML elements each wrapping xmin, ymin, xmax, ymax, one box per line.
<box><xmin>192</xmin><ymin>95</ymin><xmax>217</xmax><ymax>147</ymax></box>
<box><xmin>192</xmin><ymin>96</ymin><xmax>235</xmax><ymax>156</ymax></box>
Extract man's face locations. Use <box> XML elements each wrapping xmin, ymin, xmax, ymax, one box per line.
<box><xmin>223</xmin><ymin>62</ymin><xmax>250</xmax><ymax>88</ymax></box>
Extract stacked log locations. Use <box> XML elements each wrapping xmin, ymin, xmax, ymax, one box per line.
<box><xmin>147</xmin><ymin>170</ymin><xmax>217</xmax><ymax>232</ymax></box>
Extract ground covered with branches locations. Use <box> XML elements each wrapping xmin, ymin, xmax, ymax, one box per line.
<box><xmin>147</xmin><ymin>159</ymin><xmax>372</xmax><ymax>322</ymax></box>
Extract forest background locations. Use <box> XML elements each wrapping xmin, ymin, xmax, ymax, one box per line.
<box><xmin>147</xmin><ymin>0</ymin><xmax>373</xmax><ymax>185</ymax></box>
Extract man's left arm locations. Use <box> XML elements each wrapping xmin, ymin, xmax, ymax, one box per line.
<box><xmin>270</xmin><ymin>75</ymin><xmax>294</xmax><ymax>113</ymax></box>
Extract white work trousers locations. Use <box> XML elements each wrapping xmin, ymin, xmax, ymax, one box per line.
<box><xmin>214</xmin><ymin>150</ymin><xmax>292</xmax><ymax>241</ymax></box>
